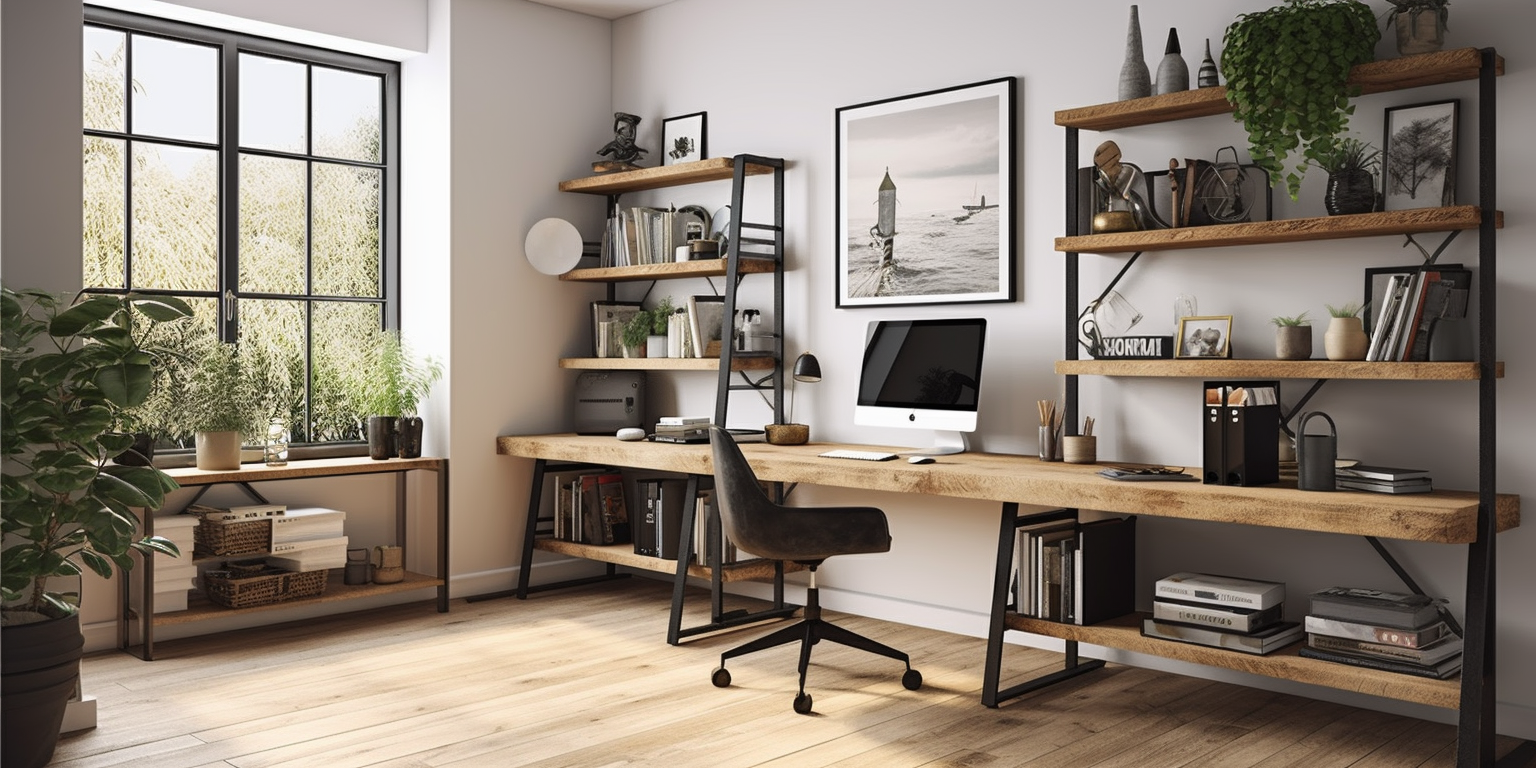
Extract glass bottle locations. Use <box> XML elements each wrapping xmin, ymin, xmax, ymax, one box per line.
<box><xmin>264</xmin><ymin>417</ymin><xmax>290</xmax><ymax>466</ymax></box>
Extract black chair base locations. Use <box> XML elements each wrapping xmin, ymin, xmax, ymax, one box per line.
<box><xmin>710</xmin><ymin>587</ymin><xmax>922</xmax><ymax>714</ymax></box>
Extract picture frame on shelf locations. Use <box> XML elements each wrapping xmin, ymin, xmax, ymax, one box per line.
<box><xmin>662</xmin><ymin>112</ymin><xmax>707</xmax><ymax>166</ymax></box>
<box><xmin>835</xmin><ymin>76</ymin><xmax>1016</xmax><ymax>308</ymax></box>
<box><xmin>686</xmin><ymin>295</ymin><xmax>726</xmax><ymax>358</ymax></box>
<box><xmin>1383</xmin><ymin>99</ymin><xmax>1458</xmax><ymax>211</ymax></box>
<box><xmin>591</xmin><ymin>301</ymin><xmax>642</xmax><ymax>358</ymax></box>
<box><xmin>1176</xmin><ymin>315</ymin><xmax>1233</xmax><ymax>359</ymax></box>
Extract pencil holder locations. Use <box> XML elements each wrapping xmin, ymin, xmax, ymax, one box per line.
<box><xmin>1038</xmin><ymin>426</ymin><xmax>1061</xmax><ymax>462</ymax></box>
<box><xmin>1063</xmin><ymin>435</ymin><xmax>1098</xmax><ymax>464</ymax></box>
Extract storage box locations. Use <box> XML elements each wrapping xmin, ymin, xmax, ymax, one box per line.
<box><xmin>203</xmin><ymin>560</ymin><xmax>329</xmax><ymax>609</ymax></box>
<box><xmin>192</xmin><ymin>516</ymin><xmax>272</xmax><ymax>557</ymax></box>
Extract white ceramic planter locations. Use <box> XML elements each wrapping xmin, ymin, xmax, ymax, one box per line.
<box><xmin>195</xmin><ymin>430</ymin><xmax>242</xmax><ymax>470</ymax></box>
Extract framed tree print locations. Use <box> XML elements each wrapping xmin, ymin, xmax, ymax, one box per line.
<box><xmin>835</xmin><ymin>77</ymin><xmax>1016</xmax><ymax>308</ymax></box>
<box><xmin>1383</xmin><ymin>99</ymin><xmax>1458</xmax><ymax>211</ymax></box>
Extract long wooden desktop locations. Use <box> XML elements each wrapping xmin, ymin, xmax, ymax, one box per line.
<box><xmin>496</xmin><ymin>433</ymin><xmax>1518</xmax><ymax>714</ymax></box>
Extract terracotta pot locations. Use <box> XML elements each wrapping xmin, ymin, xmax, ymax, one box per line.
<box><xmin>1275</xmin><ymin>325</ymin><xmax>1312</xmax><ymax>360</ymax></box>
<box><xmin>195</xmin><ymin>430</ymin><xmax>242</xmax><ymax>470</ymax></box>
<box><xmin>1324</xmin><ymin>317</ymin><xmax>1369</xmax><ymax>361</ymax></box>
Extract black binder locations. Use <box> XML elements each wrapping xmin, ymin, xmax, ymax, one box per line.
<box><xmin>1202</xmin><ymin>381</ymin><xmax>1280</xmax><ymax>487</ymax></box>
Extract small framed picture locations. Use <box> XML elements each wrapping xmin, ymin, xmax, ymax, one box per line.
<box><xmin>591</xmin><ymin>301</ymin><xmax>642</xmax><ymax>357</ymax></box>
<box><xmin>662</xmin><ymin>112</ymin><xmax>707</xmax><ymax>165</ymax></box>
<box><xmin>1176</xmin><ymin>315</ymin><xmax>1233</xmax><ymax>359</ymax></box>
<box><xmin>1383</xmin><ymin>99</ymin><xmax>1458</xmax><ymax>211</ymax></box>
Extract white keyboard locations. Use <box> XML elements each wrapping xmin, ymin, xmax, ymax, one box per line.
<box><xmin>818</xmin><ymin>449</ymin><xmax>900</xmax><ymax>462</ymax></box>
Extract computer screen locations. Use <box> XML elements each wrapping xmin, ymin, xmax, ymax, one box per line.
<box><xmin>855</xmin><ymin>318</ymin><xmax>987</xmax><ymax>455</ymax></box>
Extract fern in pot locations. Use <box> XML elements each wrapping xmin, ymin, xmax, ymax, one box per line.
<box><xmin>354</xmin><ymin>331</ymin><xmax>443</xmax><ymax>460</ymax></box>
<box><xmin>184</xmin><ymin>339</ymin><xmax>270</xmax><ymax>470</ymax></box>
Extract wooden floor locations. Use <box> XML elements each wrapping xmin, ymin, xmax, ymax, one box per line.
<box><xmin>58</xmin><ymin>578</ymin><xmax>1532</xmax><ymax>768</ymax></box>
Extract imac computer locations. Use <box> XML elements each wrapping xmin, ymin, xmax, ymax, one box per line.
<box><xmin>855</xmin><ymin>318</ymin><xmax>987</xmax><ymax>456</ymax></box>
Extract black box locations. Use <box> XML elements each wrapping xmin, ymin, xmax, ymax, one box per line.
<box><xmin>573</xmin><ymin>371</ymin><xmax>646</xmax><ymax>435</ymax></box>
<box><xmin>633</xmin><ymin>478</ymin><xmax>687</xmax><ymax>560</ymax></box>
<box><xmin>1202</xmin><ymin>381</ymin><xmax>1280</xmax><ymax>487</ymax></box>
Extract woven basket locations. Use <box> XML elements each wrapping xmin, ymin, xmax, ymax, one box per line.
<box><xmin>203</xmin><ymin>561</ymin><xmax>329</xmax><ymax>609</ymax></box>
<box><xmin>190</xmin><ymin>505</ymin><xmax>272</xmax><ymax>557</ymax></box>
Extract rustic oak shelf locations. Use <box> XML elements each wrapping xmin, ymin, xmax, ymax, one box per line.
<box><xmin>559</xmin><ymin>257</ymin><xmax>776</xmax><ymax>283</ymax></box>
<box><xmin>558</xmin><ymin>355</ymin><xmax>775</xmax><ymax>371</ymax></box>
<box><xmin>1055</xmin><ymin>206</ymin><xmax>1501</xmax><ymax>254</ymax></box>
<box><xmin>150</xmin><ymin>571</ymin><xmax>443</xmax><ymax>627</ymax></box>
<box><xmin>557</xmin><ymin>156</ymin><xmax>776</xmax><ymax>195</ymax></box>
<box><xmin>531</xmin><ymin>538</ymin><xmax>801</xmax><ymax>582</ymax></box>
<box><xmin>1054</xmin><ymin>359</ymin><xmax>1504</xmax><ymax>381</ymax></box>
<box><xmin>1005</xmin><ymin>613</ymin><xmax>1460</xmax><ymax>710</ymax></box>
<box><xmin>1054</xmin><ymin>48</ymin><xmax>1503</xmax><ymax>131</ymax></box>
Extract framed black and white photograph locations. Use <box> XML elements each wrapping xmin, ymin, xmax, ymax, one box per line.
<box><xmin>835</xmin><ymin>77</ymin><xmax>1016</xmax><ymax>308</ymax></box>
<box><xmin>1383</xmin><ymin>99</ymin><xmax>1458</xmax><ymax>211</ymax></box>
<box><xmin>662</xmin><ymin>112</ymin><xmax>707</xmax><ymax>166</ymax></box>
<box><xmin>1176</xmin><ymin>315</ymin><xmax>1233</xmax><ymax>359</ymax></box>
<box><xmin>591</xmin><ymin>301</ymin><xmax>642</xmax><ymax>357</ymax></box>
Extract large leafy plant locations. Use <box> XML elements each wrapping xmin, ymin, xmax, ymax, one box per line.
<box><xmin>1222</xmin><ymin>0</ymin><xmax>1380</xmax><ymax>199</ymax></box>
<box><xmin>1</xmin><ymin>287</ymin><xmax>192</xmax><ymax>618</ymax></box>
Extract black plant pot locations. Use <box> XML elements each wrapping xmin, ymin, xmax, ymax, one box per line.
<box><xmin>1324</xmin><ymin>169</ymin><xmax>1379</xmax><ymax>216</ymax></box>
<box><xmin>113</xmin><ymin>432</ymin><xmax>155</xmax><ymax>466</ymax></box>
<box><xmin>396</xmin><ymin>416</ymin><xmax>424</xmax><ymax>459</ymax></box>
<box><xmin>366</xmin><ymin>415</ymin><xmax>397</xmax><ymax>461</ymax></box>
<box><xmin>2</xmin><ymin>611</ymin><xmax>84</xmax><ymax>768</ymax></box>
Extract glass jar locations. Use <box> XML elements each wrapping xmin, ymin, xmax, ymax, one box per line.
<box><xmin>264</xmin><ymin>417</ymin><xmax>290</xmax><ymax>466</ymax></box>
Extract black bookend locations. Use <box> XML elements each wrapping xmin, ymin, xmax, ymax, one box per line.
<box><xmin>1075</xmin><ymin>516</ymin><xmax>1136</xmax><ymax>626</ymax></box>
<box><xmin>1202</xmin><ymin>381</ymin><xmax>1281</xmax><ymax>487</ymax></box>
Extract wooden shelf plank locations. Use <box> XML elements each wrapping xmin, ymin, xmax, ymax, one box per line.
<box><xmin>559</xmin><ymin>258</ymin><xmax>776</xmax><ymax>283</ymax></box>
<box><xmin>532</xmin><ymin>538</ymin><xmax>798</xmax><ymax>582</ymax></box>
<box><xmin>497</xmin><ymin>435</ymin><xmax>1519</xmax><ymax>544</ymax></box>
<box><xmin>1005</xmin><ymin>613</ymin><xmax>1460</xmax><ymax>709</ymax></box>
<box><xmin>161</xmin><ymin>456</ymin><xmax>445</xmax><ymax>488</ymax></box>
<box><xmin>559</xmin><ymin>356</ymin><xmax>776</xmax><ymax>371</ymax></box>
<box><xmin>1055</xmin><ymin>359</ymin><xmax>1504</xmax><ymax>381</ymax></box>
<box><xmin>150</xmin><ymin>571</ymin><xmax>442</xmax><ymax>627</ymax></box>
<box><xmin>1056</xmin><ymin>206</ymin><xmax>1500</xmax><ymax>254</ymax></box>
<box><xmin>558</xmin><ymin>157</ymin><xmax>776</xmax><ymax>195</ymax></box>
<box><xmin>1056</xmin><ymin>48</ymin><xmax>1502</xmax><ymax>131</ymax></box>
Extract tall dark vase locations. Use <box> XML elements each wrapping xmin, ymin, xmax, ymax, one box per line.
<box><xmin>1324</xmin><ymin>169</ymin><xmax>1378</xmax><ymax>215</ymax></box>
<box><xmin>2</xmin><ymin>611</ymin><xmax>84</xmax><ymax>768</ymax></box>
<box><xmin>366</xmin><ymin>415</ymin><xmax>397</xmax><ymax>460</ymax></box>
<box><xmin>395</xmin><ymin>416</ymin><xmax>424</xmax><ymax>459</ymax></box>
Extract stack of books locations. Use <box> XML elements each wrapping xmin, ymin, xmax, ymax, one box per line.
<box><xmin>650</xmin><ymin>416</ymin><xmax>710</xmax><ymax>444</ymax></box>
<box><xmin>1300</xmin><ymin>586</ymin><xmax>1462</xmax><ymax>679</ymax></box>
<box><xmin>1335</xmin><ymin>464</ymin><xmax>1432</xmax><ymax>494</ymax></box>
<box><xmin>1142</xmin><ymin>572</ymin><xmax>1303</xmax><ymax>655</ymax></box>
<box><xmin>1013</xmin><ymin>516</ymin><xmax>1135</xmax><ymax>625</ymax></box>
<box><xmin>130</xmin><ymin>514</ymin><xmax>201</xmax><ymax>613</ymax></box>
<box><xmin>266</xmin><ymin>507</ymin><xmax>348</xmax><ymax>572</ymax></box>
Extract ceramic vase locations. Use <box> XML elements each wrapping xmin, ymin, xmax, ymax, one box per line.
<box><xmin>366</xmin><ymin>415</ymin><xmax>396</xmax><ymax>460</ymax></box>
<box><xmin>1118</xmin><ymin>5</ymin><xmax>1151</xmax><ymax>100</ymax></box>
<box><xmin>1154</xmin><ymin>28</ymin><xmax>1188</xmax><ymax>95</ymax></box>
<box><xmin>1275</xmin><ymin>325</ymin><xmax>1312</xmax><ymax>360</ymax></box>
<box><xmin>195</xmin><ymin>430</ymin><xmax>242</xmax><ymax>470</ymax></box>
<box><xmin>396</xmin><ymin>416</ymin><xmax>424</xmax><ymax>458</ymax></box>
<box><xmin>1197</xmin><ymin>38</ymin><xmax>1220</xmax><ymax>87</ymax></box>
<box><xmin>1324</xmin><ymin>317</ymin><xmax>1369</xmax><ymax>361</ymax></box>
<box><xmin>1325</xmin><ymin>169</ymin><xmax>1378</xmax><ymax>215</ymax></box>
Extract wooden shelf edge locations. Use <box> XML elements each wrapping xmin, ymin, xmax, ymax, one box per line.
<box><xmin>1005</xmin><ymin>613</ymin><xmax>1460</xmax><ymax>709</ymax></box>
<box><xmin>533</xmin><ymin>538</ymin><xmax>798</xmax><ymax>582</ymax></box>
<box><xmin>150</xmin><ymin>571</ymin><xmax>442</xmax><ymax>626</ymax></box>
<box><xmin>558</xmin><ymin>156</ymin><xmax>776</xmax><ymax>195</ymax></box>
<box><xmin>1055</xmin><ymin>359</ymin><xmax>1504</xmax><ymax>381</ymax></box>
<box><xmin>1056</xmin><ymin>48</ymin><xmax>1500</xmax><ymax>131</ymax></box>
<box><xmin>559</xmin><ymin>356</ymin><xmax>776</xmax><ymax>371</ymax></box>
<box><xmin>559</xmin><ymin>258</ymin><xmax>776</xmax><ymax>283</ymax></box>
<box><xmin>1056</xmin><ymin>207</ymin><xmax>1500</xmax><ymax>254</ymax></box>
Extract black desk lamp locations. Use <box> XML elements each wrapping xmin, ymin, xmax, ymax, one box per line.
<box><xmin>768</xmin><ymin>352</ymin><xmax>819</xmax><ymax>445</ymax></box>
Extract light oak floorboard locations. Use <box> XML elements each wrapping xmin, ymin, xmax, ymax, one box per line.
<box><xmin>54</xmin><ymin>578</ymin><xmax>1528</xmax><ymax>768</ymax></box>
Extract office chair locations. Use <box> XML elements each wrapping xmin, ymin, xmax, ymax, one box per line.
<box><xmin>706</xmin><ymin>426</ymin><xmax>922</xmax><ymax>714</ymax></box>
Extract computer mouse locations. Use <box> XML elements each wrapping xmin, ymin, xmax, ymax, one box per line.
<box><xmin>908</xmin><ymin>456</ymin><xmax>936</xmax><ymax>464</ymax></box>
<box><xmin>616</xmin><ymin>427</ymin><xmax>646</xmax><ymax>441</ymax></box>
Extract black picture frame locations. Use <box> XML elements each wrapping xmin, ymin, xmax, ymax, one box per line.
<box><xmin>835</xmin><ymin>76</ymin><xmax>1016</xmax><ymax>308</ymax></box>
<box><xmin>662</xmin><ymin>112</ymin><xmax>707</xmax><ymax>166</ymax></box>
<box><xmin>1383</xmin><ymin>99</ymin><xmax>1458</xmax><ymax>211</ymax></box>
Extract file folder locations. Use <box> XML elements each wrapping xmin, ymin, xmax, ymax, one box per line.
<box><xmin>1202</xmin><ymin>381</ymin><xmax>1281</xmax><ymax>487</ymax></box>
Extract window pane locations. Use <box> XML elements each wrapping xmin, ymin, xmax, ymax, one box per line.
<box><xmin>312</xmin><ymin>162</ymin><xmax>380</xmax><ymax>297</ymax></box>
<box><xmin>311</xmin><ymin>301</ymin><xmax>380</xmax><ymax>442</ymax></box>
<box><xmin>239</xmin><ymin>53</ymin><xmax>306</xmax><ymax>153</ymax></box>
<box><xmin>130</xmin><ymin>297</ymin><xmax>218</xmax><ymax>448</ymax></box>
<box><xmin>83</xmin><ymin>136</ymin><xmax>126</xmax><ymax>289</ymax></box>
<box><xmin>312</xmin><ymin>67</ymin><xmax>380</xmax><ymax>162</ymax></box>
<box><xmin>131</xmin><ymin>143</ymin><xmax>217</xmax><ymax>292</ymax></box>
<box><xmin>239</xmin><ymin>154</ymin><xmax>306</xmax><ymax>294</ymax></box>
<box><xmin>83</xmin><ymin>27</ymin><xmax>126</xmax><ymax>132</ymax></box>
<box><xmin>131</xmin><ymin>35</ymin><xmax>217</xmax><ymax>143</ymax></box>
<box><xmin>239</xmin><ymin>298</ymin><xmax>306</xmax><ymax>435</ymax></box>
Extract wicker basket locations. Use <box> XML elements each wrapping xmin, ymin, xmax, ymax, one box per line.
<box><xmin>203</xmin><ymin>560</ymin><xmax>329</xmax><ymax>609</ymax></box>
<box><xmin>190</xmin><ymin>505</ymin><xmax>272</xmax><ymax>557</ymax></box>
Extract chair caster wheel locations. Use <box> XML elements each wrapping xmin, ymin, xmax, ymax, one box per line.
<box><xmin>711</xmin><ymin>667</ymin><xmax>732</xmax><ymax>688</ymax></box>
<box><xmin>902</xmin><ymin>669</ymin><xmax>923</xmax><ymax>690</ymax></box>
<box><xmin>793</xmin><ymin>692</ymin><xmax>813</xmax><ymax>715</ymax></box>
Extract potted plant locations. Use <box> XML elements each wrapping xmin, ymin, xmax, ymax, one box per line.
<box><xmin>1221</xmin><ymin>0</ymin><xmax>1380</xmax><ymax>199</ymax></box>
<box><xmin>183</xmin><ymin>339</ymin><xmax>270</xmax><ymax>470</ymax></box>
<box><xmin>624</xmin><ymin>297</ymin><xmax>674</xmax><ymax>359</ymax></box>
<box><xmin>1</xmin><ymin>287</ymin><xmax>191</xmax><ymax>768</ymax></box>
<box><xmin>1271</xmin><ymin>312</ymin><xmax>1313</xmax><ymax>360</ymax></box>
<box><xmin>1323</xmin><ymin>301</ymin><xmax>1370</xmax><ymax>360</ymax></box>
<box><xmin>355</xmin><ymin>331</ymin><xmax>442</xmax><ymax>460</ymax></box>
<box><xmin>1311</xmin><ymin>136</ymin><xmax>1382</xmax><ymax>215</ymax></box>
<box><xmin>1384</xmin><ymin>0</ymin><xmax>1448</xmax><ymax>55</ymax></box>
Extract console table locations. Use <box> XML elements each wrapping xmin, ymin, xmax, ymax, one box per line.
<box><xmin>124</xmin><ymin>456</ymin><xmax>450</xmax><ymax>661</ymax></box>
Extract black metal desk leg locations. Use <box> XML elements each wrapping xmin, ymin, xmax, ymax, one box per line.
<box><xmin>982</xmin><ymin>502</ymin><xmax>1020</xmax><ymax>707</ymax></box>
<box><xmin>516</xmin><ymin>459</ymin><xmax>547</xmax><ymax>599</ymax></box>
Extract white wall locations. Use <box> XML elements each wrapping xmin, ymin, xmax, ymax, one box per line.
<box><xmin>605</xmin><ymin>0</ymin><xmax>1536</xmax><ymax>737</ymax></box>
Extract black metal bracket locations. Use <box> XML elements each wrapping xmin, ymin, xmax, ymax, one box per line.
<box><xmin>1364</xmin><ymin>536</ymin><xmax>1464</xmax><ymax>638</ymax></box>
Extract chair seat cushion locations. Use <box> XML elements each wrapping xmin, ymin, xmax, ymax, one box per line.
<box><xmin>731</xmin><ymin>506</ymin><xmax>891</xmax><ymax>563</ymax></box>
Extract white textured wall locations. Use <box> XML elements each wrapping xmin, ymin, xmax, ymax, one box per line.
<box><xmin>605</xmin><ymin>0</ymin><xmax>1536</xmax><ymax>737</ymax></box>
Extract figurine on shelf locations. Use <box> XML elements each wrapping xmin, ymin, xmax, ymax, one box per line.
<box><xmin>593</xmin><ymin>111</ymin><xmax>648</xmax><ymax>173</ymax></box>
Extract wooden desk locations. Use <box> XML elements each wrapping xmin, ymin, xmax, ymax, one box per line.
<box><xmin>127</xmin><ymin>456</ymin><xmax>450</xmax><ymax>660</ymax></box>
<box><xmin>498</xmin><ymin>433</ymin><xmax>1520</xmax><ymax>714</ymax></box>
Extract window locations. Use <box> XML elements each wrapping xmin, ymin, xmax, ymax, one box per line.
<box><xmin>82</xmin><ymin>7</ymin><xmax>400</xmax><ymax>449</ymax></box>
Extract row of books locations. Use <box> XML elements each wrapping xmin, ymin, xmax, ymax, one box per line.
<box><xmin>1366</xmin><ymin>266</ymin><xmax>1471</xmax><ymax>362</ymax></box>
<box><xmin>1300</xmin><ymin>586</ymin><xmax>1462</xmax><ymax>679</ymax></box>
<box><xmin>547</xmin><ymin>470</ymin><xmax>629</xmax><ymax>546</ymax></box>
<box><xmin>599</xmin><ymin>205</ymin><xmax>690</xmax><ymax>268</ymax></box>
<box><xmin>1012</xmin><ymin>516</ymin><xmax>1135</xmax><ymax>625</ymax></box>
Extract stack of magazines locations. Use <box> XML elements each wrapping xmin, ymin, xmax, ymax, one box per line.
<box><xmin>1300</xmin><ymin>586</ymin><xmax>1461</xmax><ymax>679</ymax></box>
<box><xmin>1335</xmin><ymin>464</ymin><xmax>1432</xmax><ymax>494</ymax></box>
<box><xmin>1141</xmin><ymin>572</ymin><xmax>1303</xmax><ymax>655</ymax></box>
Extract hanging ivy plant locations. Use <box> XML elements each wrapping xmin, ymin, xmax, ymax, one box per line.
<box><xmin>1222</xmin><ymin>0</ymin><xmax>1380</xmax><ymax>199</ymax></box>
